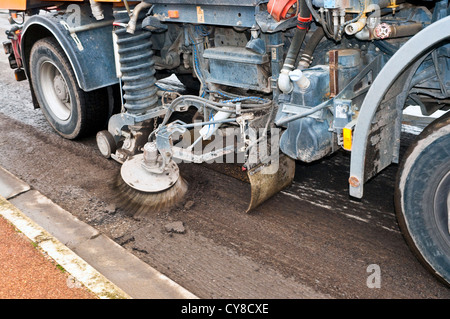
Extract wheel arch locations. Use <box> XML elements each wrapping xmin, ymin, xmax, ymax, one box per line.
<box><xmin>349</xmin><ymin>15</ymin><xmax>450</xmax><ymax>198</ymax></box>
<box><xmin>21</xmin><ymin>10</ymin><xmax>119</xmax><ymax>94</ymax></box>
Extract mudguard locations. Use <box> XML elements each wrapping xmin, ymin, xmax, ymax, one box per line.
<box><xmin>349</xmin><ymin>15</ymin><xmax>450</xmax><ymax>198</ymax></box>
<box><xmin>21</xmin><ymin>4</ymin><xmax>118</xmax><ymax>92</ymax></box>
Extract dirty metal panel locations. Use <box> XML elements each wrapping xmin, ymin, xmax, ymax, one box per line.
<box><xmin>363</xmin><ymin>97</ymin><xmax>400</xmax><ymax>182</ymax></box>
<box><xmin>204</xmin><ymin>46</ymin><xmax>270</xmax><ymax>91</ymax></box>
<box><xmin>247</xmin><ymin>154</ymin><xmax>295</xmax><ymax>212</ymax></box>
<box><xmin>152</xmin><ymin>4</ymin><xmax>256</xmax><ymax>28</ymax></box>
<box><xmin>362</xmin><ymin>59</ymin><xmax>424</xmax><ymax>183</ymax></box>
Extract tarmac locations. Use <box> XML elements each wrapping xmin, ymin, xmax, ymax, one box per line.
<box><xmin>0</xmin><ymin>165</ymin><xmax>198</xmax><ymax>299</ymax></box>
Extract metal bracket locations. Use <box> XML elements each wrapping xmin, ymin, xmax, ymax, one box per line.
<box><xmin>60</xmin><ymin>21</ymin><xmax>84</xmax><ymax>51</ymax></box>
<box><xmin>173</xmin><ymin>145</ymin><xmax>235</xmax><ymax>163</ymax></box>
<box><xmin>108</xmin><ymin>107</ymin><xmax>168</xmax><ymax>139</ymax></box>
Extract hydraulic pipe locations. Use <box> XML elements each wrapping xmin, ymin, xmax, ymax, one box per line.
<box><xmin>386</xmin><ymin>23</ymin><xmax>423</xmax><ymax>38</ymax></box>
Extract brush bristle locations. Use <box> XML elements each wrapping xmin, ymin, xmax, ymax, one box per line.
<box><xmin>114</xmin><ymin>174</ymin><xmax>188</xmax><ymax>218</ymax></box>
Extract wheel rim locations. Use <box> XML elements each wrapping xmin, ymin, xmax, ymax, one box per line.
<box><xmin>434</xmin><ymin>170</ymin><xmax>450</xmax><ymax>239</ymax></box>
<box><xmin>96</xmin><ymin>132</ymin><xmax>112</xmax><ymax>157</ymax></box>
<box><xmin>39</xmin><ymin>61</ymin><xmax>72</xmax><ymax>121</ymax></box>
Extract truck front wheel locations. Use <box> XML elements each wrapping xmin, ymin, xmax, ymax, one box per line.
<box><xmin>395</xmin><ymin>112</ymin><xmax>450</xmax><ymax>286</ymax></box>
<box><xmin>29</xmin><ymin>37</ymin><xmax>108</xmax><ymax>139</ymax></box>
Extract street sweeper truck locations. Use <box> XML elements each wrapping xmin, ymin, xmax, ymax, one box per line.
<box><xmin>1</xmin><ymin>0</ymin><xmax>449</xmax><ymax>286</ymax></box>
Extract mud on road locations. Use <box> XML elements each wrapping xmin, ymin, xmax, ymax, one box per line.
<box><xmin>0</xmin><ymin>11</ymin><xmax>449</xmax><ymax>299</ymax></box>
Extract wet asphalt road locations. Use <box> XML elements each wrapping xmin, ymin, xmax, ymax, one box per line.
<box><xmin>0</xmin><ymin>11</ymin><xmax>449</xmax><ymax>299</ymax></box>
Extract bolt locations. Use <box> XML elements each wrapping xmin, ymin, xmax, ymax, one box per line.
<box><xmin>349</xmin><ymin>176</ymin><xmax>360</xmax><ymax>188</ymax></box>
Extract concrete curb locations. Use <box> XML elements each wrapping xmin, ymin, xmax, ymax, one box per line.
<box><xmin>0</xmin><ymin>166</ymin><xmax>198</xmax><ymax>299</ymax></box>
<box><xmin>0</xmin><ymin>195</ymin><xmax>131</xmax><ymax>299</ymax></box>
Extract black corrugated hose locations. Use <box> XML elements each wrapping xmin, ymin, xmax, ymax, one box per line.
<box><xmin>282</xmin><ymin>0</ymin><xmax>312</xmax><ymax>71</ymax></box>
<box><xmin>299</xmin><ymin>26</ymin><xmax>325</xmax><ymax>68</ymax></box>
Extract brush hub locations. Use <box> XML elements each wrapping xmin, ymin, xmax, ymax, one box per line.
<box><xmin>121</xmin><ymin>153</ymin><xmax>180</xmax><ymax>193</ymax></box>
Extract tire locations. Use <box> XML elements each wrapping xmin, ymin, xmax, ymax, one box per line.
<box><xmin>29</xmin><ymin>37</ymin><xmax>108</xmax><ymax>139</ymax></box>
<box><xmin>395</xmin><ymin>111</ymin><xmax>450</xmax><ymax>286</ymax></box>
<box><xmin>96</xmin><ymin>130</ymin><xmax>117</xmax><ymax>158</ymax></box>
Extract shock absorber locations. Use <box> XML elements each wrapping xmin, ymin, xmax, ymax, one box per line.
<box><xmin>99</xmin><ymin>8</ymin><xmax>160</xmax><ymax>163</ymax></box>
<box><xmin>98</xmin><ymin>6</ymin><xmax>166</xmax><ymax>162</ymax></box>
<box><xmin>113</xmin><ymin>8</ymin><xmax>158</xmax><ymax>115</ymax></box>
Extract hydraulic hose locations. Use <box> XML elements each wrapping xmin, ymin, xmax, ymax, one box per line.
<box><xmin>278</xmin><ymin>0</ymin><xmax>312</xmax><ymax>93</ymax></box>
<box><xmin>283</xmin><ymin>0</ymin><xmax>312</xmax><ymax>70</ymax></box>
<box><xmin>159</xmin><ymin>95</ymin><xmax>273</xmax><ymax>129</ymax></box>
<box><xmin>305</xmin><ymin>0</ymin><xmax>333</xmax><ymax>38</ymax></box>
<box><xmin>298</xmin><ymin>26</ymin><xmax>325</xmax><ymax>68</ymax></box>
<box><xmin>275</xmin><ymin>99</ymin><xmax>329</xmax><ymax>126</ymax></box>
<box><xmin>373</xmin><ymin>40</ymin><xmax>398</xmax><ymax>56</ymax></box>
<box><xmin>126</xmin><ymin>2</ymin><xmax>153</xmax><ymax>34</ymax></box>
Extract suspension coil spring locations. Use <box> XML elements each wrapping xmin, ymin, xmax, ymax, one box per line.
<box><xmin>113</xmin><ymin>9</ymin><xmax>158</xmax><ymax>115</ymax></box>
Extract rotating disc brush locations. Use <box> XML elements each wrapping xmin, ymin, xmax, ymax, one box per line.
<box><xmin>115</xmin><ymin>152</ymin><xmax>188</xmax><ymax>218</ymax></box>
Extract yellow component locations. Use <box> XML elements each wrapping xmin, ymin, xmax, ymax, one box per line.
<box><xmin>196</xmin><ymin>6</ymin><xmax>205</xmax><ymax>23</ymax></box>
<box><xmin>387</xmin><ymin>0</ymin><xmax>399</xmax><ymax>14</ymax></box>
<box><xmin>387</xmin><ymin>0</ymin><xmax>399</xmax><ymax>8</ymax></box>
<box><xmin>0</xmin><ymin>0</ymin><xmax>83</xmax><ymax>10</ymax></box>
<box><xmin>168</xmin><ymin>10</ymin><xmax>179</xmax><ymax>18</ymax></box>
<box><xmin>346</xmin><ymin>0</ymin><xmax>399</xmax><ymax>14</ymax></box>
<box><xmin>0</xmin><ymin>0</ymin><xmax>125</xmax><ymax>10</ymax></box>
<box><xmin>343</xmin><ymin>127</ymin><xmax>353</xmax><ymax>151</ymax></box>
<box><xmin>0</xmin><ymin>0</ymin><xmax>27</xmax><ymax>10</ymax></box>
